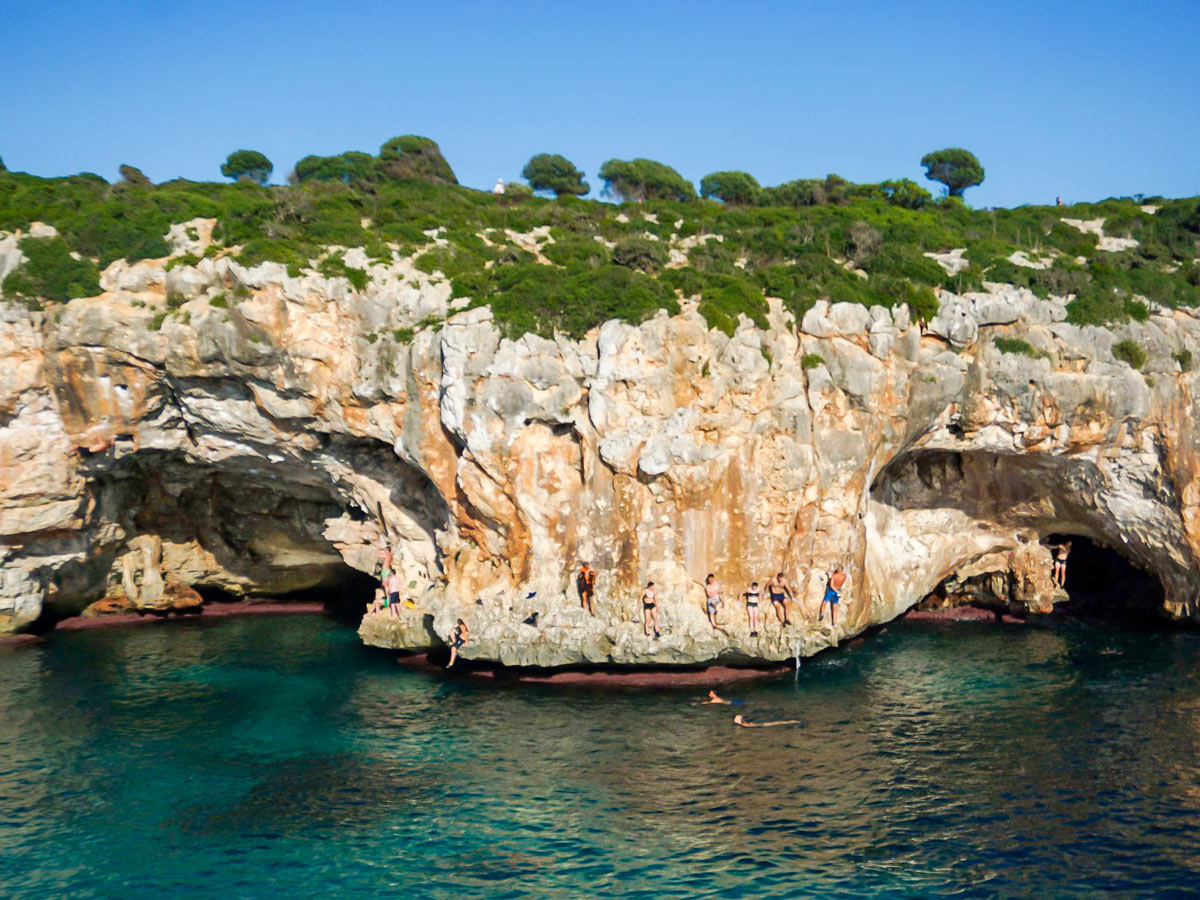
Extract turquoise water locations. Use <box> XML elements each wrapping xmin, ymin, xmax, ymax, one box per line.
<box><xmin>1</xmin><ymin>615</ymin><xmax>1199</xmax><ymax>899</ymax></box>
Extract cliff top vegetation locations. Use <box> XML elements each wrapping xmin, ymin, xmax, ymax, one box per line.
<box><xmin>1</xmin><ymin>138</ymin><xmax>1198</xmax><ymax>339</ymax></box>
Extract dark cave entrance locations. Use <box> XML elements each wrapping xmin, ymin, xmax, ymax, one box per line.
<box><xmin>192</xmin><ymin>568</ymin><xmax>379</xmax><ymax>623</ymax></box>
<box><xmin>1044</xmin><ymin>534</ymin><xmax>1164</xmax><ymax>620</ymax></box>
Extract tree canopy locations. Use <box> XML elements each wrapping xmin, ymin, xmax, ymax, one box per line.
<box><xmin>292</xmin><ymin>151</ymin><xmax>378</xmax><ymax>184</ymax></box>
<box><xmin>220</xmin><ymin>150</ymin><xmax>273</xmax><ymax>185</ymax></box>
<box><xmin>700</xmin><ymin>171</ymin><xmax>761</xmax><ymax>206</ymax></box>
<box><xmin>119</xmin><ymin>164</ymin><xmax>150</xmax><ymax>185</ymax></box>
<box><xmin>598</xmin><ymin>158</ymin><xmax>695</xmax><ymax>202</ymax></box>
<box><xmin>0</xmin><ymin>156</ymin><xmax>6</xmax><ymax>173</ymax></box>
<box><xmin>522</xmin><ymin>153</ymin><xmax>589</xmax><ymax>197</ymax></box>
<box><xmin>920</xmin><ymin>148</ymin><xmax>984</xmax><ymax>198</ymax></box>
<box><xmin>378</xmin><ymin>135</ymin><xmax>457</xmax><ymax>184</ymax></box>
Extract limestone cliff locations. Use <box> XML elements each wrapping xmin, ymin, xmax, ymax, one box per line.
<box><xmin>3</xmin><ymin>220</ymin><xmax>1199</xmax><ymax>667</ymax></box>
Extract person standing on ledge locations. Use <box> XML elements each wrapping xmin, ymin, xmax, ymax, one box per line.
<box><xmin>743</xmin><ymin>581</ymin><xmax>762</xmax><ymax>636</ymax></box>
<box><xmin>1048</xmin><ymin>540</ymin><xmax>1073</xmax><ymax>587</ymax></box>
<box><xmin>819</xmin><ymin>565</ymin><xmax>848</xmax><ymax>627</ymax></box>
<box><xmin>704</xmin><ymin>574</ymin><xmax>724</xmax><ymax>628</ymax></box>
<box><xmin>766</xmin><ymin>572</ymin><xmax>794</xmax><ymax>626</ymax></box>
<box><xmin>640</xmin><ymin>582</ymin><xmax>660</xmax><ymax>638</ymax></box>
<box><xmin>384</xmin><ymin>570</ymin><xmax>404</xmax><ymax>620</ymax></box>
<box><xmin>577</xmin><ymin>562</ymin><xmax>597</xmax><ymax>615</ymax></box>
<box><xmin>447</xmin><ymin>619</ymin><xmax>468</xmax><ymax>668</ymax></box>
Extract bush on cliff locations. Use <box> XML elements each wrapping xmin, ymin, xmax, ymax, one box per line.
<box><xmin>1</xmin><ymin>236</ymin><xmax>101</xmax><ymax>307</ymax></box>
<box><xmin>2</xmin><ymin>162</ymin><xmax>1199</xmax><ymax>336</ymax></box>
<box><xmin>1112</xmin><ymin>338</ymin><xmax>1147</xmax><ymax>369</ymax></box>
<box><xmin>378</xmin><ymin>136</ymin><xmax>457</xmax><ymax>184</ymax></box>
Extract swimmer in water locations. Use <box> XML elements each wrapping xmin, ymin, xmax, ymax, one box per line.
<box><xmin>734</xmin><ymin>714</ymin><xmax>802</xmax><ymax>728</ymax></box>
<box><xmin>702</xmin><ymin>690</ymin><xmax>745</xmax><ymax>706</ymax></box>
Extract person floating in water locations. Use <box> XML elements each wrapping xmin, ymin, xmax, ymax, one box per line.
<box><xmin>702</xmin><ymin>690</ymin><xmax>745</xmax><ymax>706</ymax></box>
<box><xmin>766</xmin><ymin>572</ymin><xmax>794</xmax><ymax>626</ymax></box>
<box><xmin>641</xmin><ymin>582</ymin><xmax>660</xmax><ymax>638</ymax></box>
<box><xmin>447</xmin><ymin>619</ymin><xmax>468</xmax><ymax>668</ymax></box>
<box><xmin>819</xmin><ymin>565</ymin><xmax>848</xmax><ymax>627</ymax></box>
<box><xmin>577</xmin><ymin>562</ymin><xmax>597</xmax><ymax>615</ymax></box>
<box><xmin>1049</xmin><ymin>540</ymin><xmax>1073</xmax><ymax>587</ymax></box>
<box><xmin>734</xmin><ymin>714</ymin><xmax>801</xmax><ymax>728</ymax></box>
<box><xmin>704</xmin><ymin>574</ymin><xmax>724</xmax><ymax>628</ymax></box>
<box><xmin>743</xmin><ymin>581</ymin><xmax>762</xmax><ymax>636</ymax></box>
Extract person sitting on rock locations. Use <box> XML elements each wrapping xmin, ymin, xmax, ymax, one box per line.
<box><xmin>368</xmin><ymin>587</ymin><xmax>387</xmax><ymax>616</ymax></box>
<box><xmin>578</xmin><ymin>562</ymin><xmax>597</xmax><ymax>615</ymax></box>
<box><xmin>819</xmin><ymin>566</ymin><xmax>848</xmax><ymax>627</ymax></box>
<box><xmin>704</xmin><ymin>574</ymin><xmax>724</xmax><ymax>628</ymax></box>
<box><xmin>766</xmin><ymin>572</ymin><xmax>794</xmax><ymax>626</ymax></box>
<box><xmin>447</xmin><ymin>619</ymin><xmax>468</xmax><ymax>668</ymax></box>
<box><xmin>641</xmin><ymin>582</ymin><xmax>660</xmax><ymax>638</ymax></box>
<box><xmin>743</xmin><ymin>582</ymin><xmax>761</xmax><ymax>636</ymax></box>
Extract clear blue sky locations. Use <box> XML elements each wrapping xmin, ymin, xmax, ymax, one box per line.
<box><xmin>3</xmin><ymin>0</ymin><xmax>1198</xmax><ymax>208</ymax></box>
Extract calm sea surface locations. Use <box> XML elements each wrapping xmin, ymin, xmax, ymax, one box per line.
<box><xmin>1</xmin><ymin>613</ymin><xmax>1198</xmax><ymax>899</ymax></box>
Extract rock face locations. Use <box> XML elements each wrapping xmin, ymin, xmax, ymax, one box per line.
<box><xmin>4</xmin><ymin>233</ymin><xmax>1200</xmax><ymax>667</ymax></box>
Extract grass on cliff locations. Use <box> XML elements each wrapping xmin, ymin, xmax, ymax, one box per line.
<box><xmin>1</xmin><ymin>167</ymin><xmax>1198</xmax><ymax>337</ymax></box>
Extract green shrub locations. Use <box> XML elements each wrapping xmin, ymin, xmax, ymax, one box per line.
<box><xmin>393</xmin><ymin>327</ymin><xmax>414</xmax><ymax>343</ymax></box>
<box><xmin>318</xmin><ymin>252</ymin><xmax>369</xmax><ymax>290</ymax></box>
<box><xmin>1</xmin><ymin>236</ymin><xmax>101</xmax><ymax>305</ymax></box>
<box><xmin>696</xmin><ymin>272</ymin><xmax>768</xmax><ymax>335</ymax></box>
<box><xmin>164</xmin><ymin>252</ymin><xmax>201</xmax><ymax>271</ymax></box>
<box><xmin>994</xmin><ymin>337</ymin><xmax>1040</xmax><ymax>357</ymax></box>
<box><xmin>612</xmin><ymin>236</ymin><xmax>667</xmax><ymax>273</ymax></box>
<box><xmin>1174</xmin><ymin>349</ymin><xmax>1193</xmax><ymax>372</ymax></box>
<box><xmin>209</xmin><ymin>292</ymin><xmax>227</xmax><ymax>308</ymax></box>
<box><xmin>378</xmin><ymin>135</ymin><xmax>457</xmax><ymax>184</ymax></box>
<box><xmin>802</xmin><ymin>353</ymin><xmax>825</xmax><ymax>369</ymax></box>
<box><xmin>1112</xmin><ymin>338</ymin><xmax>1147</xmax><ymax>369</ymax></box>
<box><xmin>149</xmin><ymin>311</ymin><xmax>167</xmax><ymax>330</ymax></box>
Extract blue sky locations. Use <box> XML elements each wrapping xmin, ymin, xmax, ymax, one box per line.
<box><xmin>2</xmin><ymin>0</ymin><xmax>1197</xmax><ymax>207</ymax></box>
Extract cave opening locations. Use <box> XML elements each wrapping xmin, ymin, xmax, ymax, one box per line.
<box><xmin>1044</xmin><ymin>534</ymin><xmax>1165</xmax><ymax>620</ymax></box>
<box><xmin>51</xmin><ymin>445</ymin><xmax>443</xmax><ymax>626</ymax></box>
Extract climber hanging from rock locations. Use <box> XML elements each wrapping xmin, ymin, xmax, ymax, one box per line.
<box><xmin>819</xmin><ymin>565</ymin><xmax>848</xmax><ymax>627</ymax></box>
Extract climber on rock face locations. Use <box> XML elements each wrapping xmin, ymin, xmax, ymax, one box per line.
<box><xmin>819</xmin><ymin>566</ymin><xmax>848</xmax><ymax>627</ymax></box>
<box><xmin>704</xmin><ymin>574</ymin><xmax>724</xmax><ymax>628</ymax></box>
<box><xmin>447</xmin><ymin>619</ymin><xmax>468</xmax><ymax>667</ymax></box>
<box><xmin>743</xmin><ymin>582</ymin><xmax>762</xmax><ymax>636</ymax></box>
<box><xmin>766</xmin><ymin>572</ymin><xmax>794</xmax><ymax>626</ymax></box>
<box><xmin>577</xmin><ymin>562</ymin><xmax>597</xmax><ymax>615</ymax></box>
<box><xmin>641</xmin><ymin>582</ymin><xmax>660</xmax><ymax>638</ymax></box>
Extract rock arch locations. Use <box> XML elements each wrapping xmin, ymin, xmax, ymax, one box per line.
<box><xmin>865</xmin><ymin>447</ymin><xmax>1187</xmax><ymax>621</ymax></box>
